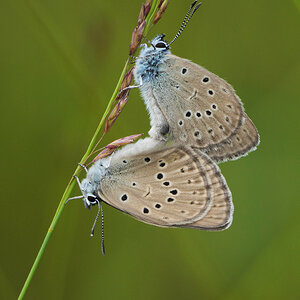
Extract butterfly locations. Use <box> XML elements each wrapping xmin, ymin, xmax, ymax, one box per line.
<box><xmin>133</xmin><ymin>1</ymin><xmax>259</xmax><ymax>162</ymax></box>
<box><xmin>75</xmin><ymin>138</ymin><xmax>232</xmax><ymax>231</ymax></box>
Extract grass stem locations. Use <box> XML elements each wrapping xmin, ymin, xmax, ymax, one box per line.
<box><xmin>18</xmin><ymin>1</ymin><xmax>162</xmax><ymax>298</ymax></box>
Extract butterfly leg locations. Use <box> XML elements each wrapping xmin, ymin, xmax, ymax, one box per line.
<box><xmin>117</xmin><ymin>76</ymin><xmax>143</xmax><ymax>98</ymax></box>
<box><xmin>129</xmin><ymin>54</ymin><xmax>137</xmax><ymax>64</ymax></box>
<box><xmin>118</xmin><ymin>83</ymin><xmax>140</xmax><ymax>94</ymax></box>
<box><xmin>78</xmin><ymin>163</ymin><xmax>88</xmax><ymax>173</ymax></box>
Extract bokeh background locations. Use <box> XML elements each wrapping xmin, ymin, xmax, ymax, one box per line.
<box><xmin>1</xmin><ymin>0</ymin><xmax>299</xmax><ymax>299</ymax></box>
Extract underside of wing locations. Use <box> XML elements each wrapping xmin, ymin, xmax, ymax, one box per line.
<box><xmin>98</xmin><ymin>146</ymin><xmax>212</xmax><ymax>227</ymax></box>
<box><xmin>152</xmin><ymin>54</ymin><xmax>259</xmax><ymax>162</ymax></box>
<box><xmin>155</xmin><ymin>54</ymin><xmax>244</xmax><ymax>148</ymax></box>
<box><xmin>181</xmin><ymin>149</ymin><xmax>233</xmax><ymax>230</ymax></box>
<box><xmin>198</xmin><ymin>113</ymin><xmax>260</xmax><ymax>162</ymax></box>
<box><xmin>98</xmin><ymin>145</ymin><xmax>233</xmax><ymax>230</ymax></box>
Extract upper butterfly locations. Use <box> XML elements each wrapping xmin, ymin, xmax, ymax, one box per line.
<box><xmin>133</xmin><ymin>1</ymin><xmax>259</xmax><ymax>163</ymax></box>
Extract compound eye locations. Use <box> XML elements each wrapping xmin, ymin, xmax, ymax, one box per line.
<box><xmin>155</xmin><ymin>42</ymin><xmax>167</xmax><ymax>48</ymax></box>
<box><xmin>88</xmin><ymin>196</ymin><xmax>96</xmax><ymax>203</ymax></box>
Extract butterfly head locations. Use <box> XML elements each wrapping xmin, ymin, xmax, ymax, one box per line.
<box><xmin>68</xmin><ymin>162</ymin><xmax>107</xmax><ymax>255</ymax></box>
<box><xmin>77</xmin><ymin>160</ymin><xmax>108</xmax><ymax>209</ymax></box>
<box><xmin>80</xmin><ymin>178</ymin><xmax>99</xmax><ymax>209</ymax></box>
<box><xmin>138</xmin><ymin>34</ymin><xmax>170</xmax><ymax>59</ymax></box>
<box><xmin>151</xmin><ymin>34</ymin><xmax>170</xmax><ymax>51</ymax></box>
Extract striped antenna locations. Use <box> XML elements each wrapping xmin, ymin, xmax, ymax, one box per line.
<box><xmin>90</xmin><ymin>199</ymin><xmax>105</xmax><ymax>255</ymax></box>
<box><xmin>168</xmin><ymin>1</ymin><xmax>202</xmax><ymax>47</ymax></box>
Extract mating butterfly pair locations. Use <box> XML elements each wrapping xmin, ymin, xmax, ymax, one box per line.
<box><xmin>70</xmin><ymin>1</ymin><xmax>259</xmax><ymax>253</ymax></box>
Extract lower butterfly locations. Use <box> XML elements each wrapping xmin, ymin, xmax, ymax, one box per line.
<box><xmin>74</xmin><ymin>138</ymin><xmax>233</xmax><ymax>231</ymax></box>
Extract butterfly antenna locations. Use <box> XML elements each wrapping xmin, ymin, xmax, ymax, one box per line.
<box><xmin>90</xmin><ymin>199</ymin><xmax>105</xmax><ymax>255</ymax></box>
<box><xmin>100</xmin><ymin>202</ymin><xmax>105</xmax><ymax>255</ymax></box>
<box><xmin>168</xmin><ymin>1</ymin><xmax>202</xmax><ymax>47</ymax></box>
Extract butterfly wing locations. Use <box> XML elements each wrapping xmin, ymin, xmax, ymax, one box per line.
<box><xmin>183</xmin><ymin>148</ymin><xmax>233</xmax><ymax>230</ymax></box>
<box><xmin>200</xmin><ymin>113</ymin><xmax>260</xmax><ymax>162</ymax></box>
<box><xmin>150</xmin><ymin>54</ymin><xmax>259</xmax><ymax>161</ymax></box>
<box><xmin>97</xmin><ymin>145</ymin><xmax>233</xmax><ymax>229</ymax></box>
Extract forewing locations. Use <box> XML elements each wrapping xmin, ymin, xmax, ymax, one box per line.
<box><xmin>98</xmin><ymin>146</ymin><xmax>214</xmax><ymax>227</ymax></box>
<box><xmin>153</xmin><ymin>54</ymin><xmax>258</xmax><ymax>161</ymax></box>
<box><xmin>155</xmin><ymin>54</ymin><xmax>243</xmax><ymax>145</ymax></box>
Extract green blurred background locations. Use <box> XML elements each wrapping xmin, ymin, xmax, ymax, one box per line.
<box><xmin>1</xmin><ymin>0</ymin><xmax>299</xmax><ymax>299</ymax></box>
